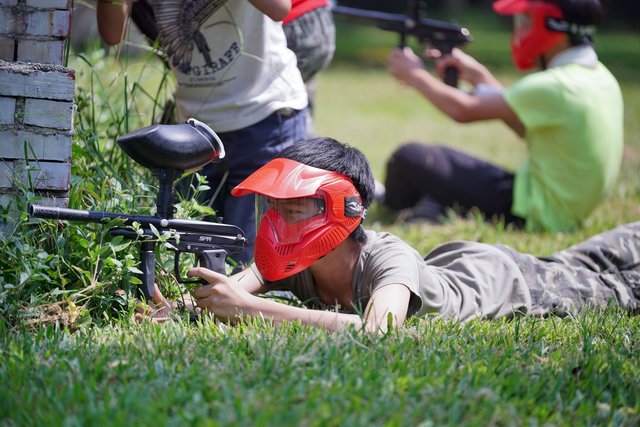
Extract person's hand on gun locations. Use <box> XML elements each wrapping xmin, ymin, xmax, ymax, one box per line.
<box><xmin>388</xmin><ymin>47</ymin><xmax>502</xmax><ymax>92</ymax></box>
<box><xmin>427</xmin><ymin>48</ymin><xmax>476</xmax><ymax>86</ymax></box>
<box><xmin>428</xmin><ymin>48</ymin><xmax>503</xmax><ymax>90</ymax></box>
<box><xmin>133</xmin><ymin>266</ymin><xmax>261</xmax><ymax>324</ymax></box>
<box><xmin>134</xmin><ymin>283</ymin><xmax>179</xmax><ymax>323</ymax></box>
<box><xmin>386</xmin><ymin>45</ymin><xmax>517</xmax><ymax>128</ymax></box>
<box><xmin>387</xmin><ymin>47</ymin><xmax>430</xmax><ymax>87</ymax></box>
<box><xmin>189</xmin><ymin>267</ymin><xmax>257</xmax><ymax>322</ymax></box>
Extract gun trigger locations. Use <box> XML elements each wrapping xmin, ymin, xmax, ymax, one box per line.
<box><xmin>174</xmin><ymin>251</ymin><xmax>204</xmax><ymax>284</ymax></box>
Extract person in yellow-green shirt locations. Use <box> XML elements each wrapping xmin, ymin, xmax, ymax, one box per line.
<box><xmin>383</xmin><ymin>0</ymin><xmax>623</xmax><ymax>231</ymax></box>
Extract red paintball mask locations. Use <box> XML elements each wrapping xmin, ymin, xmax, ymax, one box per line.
<box><xmin>232</xmin><ymin>158</ymin><xmax>365</xmax><ymax>281</ymax></box>
<box><xmin>493</xmin><ymin>0</ymin><xmax>595</xmax><ymax>71</ymax></box>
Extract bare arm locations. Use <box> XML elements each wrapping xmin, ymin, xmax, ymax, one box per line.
<box><xmin>249</xmin><ymin>0</ymin><xmax>291</xmax><ymax>21</ymax></box>
<box><xmin>230</xmin><ymin>265</ymin><xmax>269</xmax><ymax>294</ymax></box>
<box><xmin>97</xmin><ymin>0</ymin><xmax>291</xmax><ymax>46</ymax></box>
<box><xmin>387</xmin><ymin>47</ymin><xmax>525</xmax><ymax>137</ymax></box>
<box><xmin>191</xmin><ymin>267</ymin><xmax>363</xmax><ymax>331</ymax></box>
<box><xmin>189</xmin><ymin>268</ymin><xmax>412</xmax><ymax>333</ymax></box>
<box><xmin>96</xmin><ymin>0</ymin><xmax>131</xmax><ymax>46</ymax></box>
<box><xmin>361</xmin><ymin>283</ymin><xmax>412</xmax><ymax>334</ymax></box>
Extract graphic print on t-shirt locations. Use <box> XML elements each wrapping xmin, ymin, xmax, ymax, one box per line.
<box><xmin>152</xmin><ymin>0</ymin><xmax>227</xmax><ymax>73</ymax></box>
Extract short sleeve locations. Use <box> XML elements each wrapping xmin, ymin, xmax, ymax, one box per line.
<box><xmin>355</xmin><ymin>234</ymin><xmax>425</xmax><ymax>316</ymax></box>
<box><xmin>503</xmin><ymin>71</ymin><xmax>566</xmax><ymax>130</ymax></box>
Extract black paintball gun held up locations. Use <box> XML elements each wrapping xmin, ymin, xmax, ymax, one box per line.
<box><xmin>332</xmin><ymin>0</ymin><xmax>472</xmax><ymax>87</ymax></box>
<box><xmin>30</xmin><ymin>118</ymin><xmax>246</xmax><ymax>300</ymax></box>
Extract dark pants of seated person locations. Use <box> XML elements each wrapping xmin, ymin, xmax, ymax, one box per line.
<box><xmin>384</xmin><ymin>142</ymin><xmax>524</xmax><ymax>226</ymax></box>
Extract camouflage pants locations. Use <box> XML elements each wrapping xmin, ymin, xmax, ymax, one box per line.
<box><xmin>498</xmin><ymin>221</ymin><xmax>640</xmax><ymax>316</ymax></box>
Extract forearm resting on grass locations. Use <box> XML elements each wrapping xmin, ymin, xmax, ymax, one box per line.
<box><xmin>189</xmin><ymin>267</ymin><xmax>411</xmax><ymax>334</ymax></box>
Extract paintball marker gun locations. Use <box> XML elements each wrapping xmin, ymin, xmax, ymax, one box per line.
<box><xmin>332</xmin><ymin>0</ymin><xmax>473</xmax><ymax>87</ymax></box>
<box><xmin>30</xmin><ymin>118</ymin><xmax>246</xmax><ymax>299</ymax></box>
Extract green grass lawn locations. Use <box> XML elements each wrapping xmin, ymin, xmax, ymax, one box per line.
<box><xmin>1</xmin><ymin>12</ymin><xmax>640</xmax><ymax>427</ymax></box>
<box><xmin>2</xmin><ymin>310</ymin><xmax>639</xmax><ymax>426</ymax></box>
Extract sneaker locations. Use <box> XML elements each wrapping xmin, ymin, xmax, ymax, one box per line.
<box><xmin>396</xmin><ymin>195</ymin><xmax>446</xmax><ymax>224</ymax></box>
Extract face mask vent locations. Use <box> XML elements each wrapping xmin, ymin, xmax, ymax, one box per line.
<box><xmin>275</xmin><ymin>245</ymin><xmax>294</xmax><ymax>256</ymax></box>
<box><xmin>308</xmin><ymin>228</ymin><xmax>347</xmax><ymax>257</ymax></box>
<box><xmin>284</xmin><ymin>262</ymin><xmax>297</xmax><ymax>273</ymax></box>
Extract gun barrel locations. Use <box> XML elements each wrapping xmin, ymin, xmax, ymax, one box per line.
<box><xmin>332</xmin><ymin>5</ymin><xmax>472</xmax><ymax>44</ymax></box>
<box><xmin>333</xmin><ymin>5</ymin><xmax>408</xmax><ymax>25</ymax></box>
<box><xmin>29</xmin><ymin>204</ymin><xmax>246</xmax><ymax>239</ymax></box>
<box><xmin>30</xmin><ymin>204</ymin><xmax>136</xmax><ymax>224</ymax></box>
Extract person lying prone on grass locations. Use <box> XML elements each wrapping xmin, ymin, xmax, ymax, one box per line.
<box><xmin>148</xmin><ymin>137</ymin><xmax>640</xmax><ymax>333</ymax></box>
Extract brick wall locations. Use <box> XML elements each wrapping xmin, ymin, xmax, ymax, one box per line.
<box><xmin>0</xmin><ymin>0</ymin><xmax>74</xmax><ymax>209</ymax></box>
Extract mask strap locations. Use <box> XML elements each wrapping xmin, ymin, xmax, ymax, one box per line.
<box><xmin>344</xmin><ymin>196</ymin><xmax>364</xmax><ymax>218</ymax></box>
<box><xmin>546</xmin><ymin>17</ymin><xmax>595</xmax><ymax>44</ymax></box>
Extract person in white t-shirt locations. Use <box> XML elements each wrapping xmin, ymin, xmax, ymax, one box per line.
<box><xmin>97</xmin><ymin>0</ymin><xmax>309</xmax><ymax>266</ymax></box>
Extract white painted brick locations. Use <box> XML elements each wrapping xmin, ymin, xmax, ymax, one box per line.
<box><xmin>0</xmin><ymin>62</ymin><xmax>75</xmax><ymax>101</ymax></box>
<box><xmin>0</xmin><ymin>96</ymin><xmax>15</xmax><ymax>124</ymax></box>
<box><xmin>0</xmin><ymin>8</ymin><xmax>15</xmax><ymax>34</ymax></box>
<box><xmin>30</xmin><ymin>195</ymin><xmax>70</xmax><ymax>208</ymax></box>
<box><xmin>17</xmin><ymin>39</ymin><xmax>65</xmax><ymax>64</ymax></box>
<box><xmin>30</xmin><ymin>161</ymin><xmax>70</xmax><ymax>191</ymax></box>
<box><xmin>24</xmin><ymin>98</ymin><xmax>74</xmax><ymax>130</ymax></box>
<box><xmin>1</xmin><ymin>191</ymin><xmax>72</xmax><ymax>234</ymax></box>
<box><xmin>0</xmin><ymin>194</ymin><xmax>69</xmax><ymax>215</ymax></box>
<box><xmin>0</xmin><ymin>37</ymin><xmax>14</xmax><ymax>61</ymax></box>
<box><xmin>5</xmin><ymin>160</ymin><xmax>70</xmax><ymax>190</ymax></box>
<box><xmin>24</xmin><ymin>10</ymin><xmax>71</xmax><ymax>37</ymax></box>
<box><xmin>0</xmin><ymin>162</ymin><xmax>11</xmax><ymax>187</ymax></box>
<box><xmin>0</xmin><ymin>195</ymin><xmax>13</xmax><ymax>209</ymax></box>
<box><xmin>0</xmin><ymin>129</ymin><xmax>72</xmax><ymax>161</ymax></box>
<box><xmin>26</xmin><ymin>0</ymin><xmax>71</xmax><ymax>9</ymax></box>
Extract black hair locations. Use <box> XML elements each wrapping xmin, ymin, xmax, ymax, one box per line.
<box><xmin>277</xmin><ymin>137</ymin><xmax>375</xmax><ymax>244</ymax></box>
<box><xmin>549</xmin><ymin>0</ymin><xmax>604</xmax><ymax>44</ymax></box>
<box><xmin>553</xmin><ymin>0</ymin><xmax>603</xmax><ymax>26</ymax></box>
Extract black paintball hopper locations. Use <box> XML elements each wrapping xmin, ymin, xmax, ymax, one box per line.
<box><xmin>116</xmin><ymin>118</ymin><xmax>225</xmax><ymax>172</ymax></box>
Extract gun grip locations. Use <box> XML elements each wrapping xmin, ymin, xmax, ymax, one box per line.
<box><xmin>444</xmin><ymin>65</ymin><xmax>458</xmax><ymax>87</ymax></box>
<box><xmin>175</xmin><ymin>248</ymin><xmax>228</xmax><ymax>284</ymax></box>
<box><xmin>398</xmin><ymin>33</ymin><xmax>407</xmax><ymax>49</ymax></box>
<box><xmin>198</xmin><ymin>249</ymin><xmax>228</xmax><ymax>275</ymax></box>
<box><xmin>140</xmin><ymin>242</ymin><xmax>156</xmax><ymax>300</ymax></box>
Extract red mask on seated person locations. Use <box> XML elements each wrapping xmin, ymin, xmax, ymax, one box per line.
<box><xmin>493</xmin><ymin>0</ymin><xmax>594</xmax><ymax>71</ymax></box>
